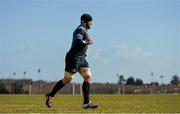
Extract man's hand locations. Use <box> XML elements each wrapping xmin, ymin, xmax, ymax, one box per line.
<box><xmin>86</xmin><ymin>38</ymin><xmax>94</xmax><ymax>45</ymax></box>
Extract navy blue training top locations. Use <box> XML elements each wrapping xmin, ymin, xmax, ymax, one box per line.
<box><xmin>67</xmin><ymin>24</ymin><xmax>90</xmax><ymax>58</ymax></box>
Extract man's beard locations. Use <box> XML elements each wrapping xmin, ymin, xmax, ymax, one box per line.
<box><xmin>86</xmin><ymin>23</ymin><xmax>90</xmax><ymax>29</ymax></box>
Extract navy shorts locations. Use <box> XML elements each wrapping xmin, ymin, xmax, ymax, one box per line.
<box><xmin>65</xmin><ymin>54</ymin><xmax>89</xmax><ymax>73</ymax></box>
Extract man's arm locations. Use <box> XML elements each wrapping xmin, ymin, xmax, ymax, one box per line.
<box><xmin>75</xmin><ymin>28</ymin><xmax>93</xmax><ymax>46</ymax></box>
<box><xmin>85</xmin><ymin>38</ymin><xmax>94</xmax><ymax>45</ymax></box>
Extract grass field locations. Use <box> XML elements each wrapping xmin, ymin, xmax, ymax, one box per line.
<box><xmin>0</xmin><ymin>94</ymin><xmax>180</xmax><ymax>113</ymax></box>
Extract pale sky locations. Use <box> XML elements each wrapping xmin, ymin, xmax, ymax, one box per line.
<box><xmin>0</xmin><ymin>0</ymin><xmax>179</xmax><ymax>84</ymax></box>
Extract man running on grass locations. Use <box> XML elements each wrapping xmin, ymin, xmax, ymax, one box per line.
<box><xmin>45</xmin><ymin>14</ymin><xmax>98</xmax><ymax>109</ymax></box>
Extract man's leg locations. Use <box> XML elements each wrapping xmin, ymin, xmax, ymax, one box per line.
<box><xmin>49</xmin><ymin>71</ymin><xmax>74</xmax><ymax>97</ymax></box>
<box><xmin>46</xmin><ymin>71</ymin><xmax>74</xmax><ymax>108</ymax></box>
<box><xmin>79</xmin><ymin>67</ymin><xmax>97</xmax><ymax>109</ymax></box>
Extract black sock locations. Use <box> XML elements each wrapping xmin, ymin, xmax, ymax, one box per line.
<box><xmin>49</xmin><ymin>79</ymin><xmax>65</xmax><ymax>97</ymax></box>
<box><xmin>82</xmin><ymin>81</ymin><xmax>90</xmax><ymax>104</ymax></box>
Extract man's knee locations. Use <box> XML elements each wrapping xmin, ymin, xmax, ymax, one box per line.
<box><xmin>84</xmin><ymin>75</ymin><xmax>92</xmax><ymax>82</ymax></box>
<box><xmin>79</xmin><ymin>68</ymin><xmax>92</xmax><ymax>82</ymax></box>
<box><xmin>62</xmin><ymin>72</ymin><xmax>73</xmax><ymax>84</ymax></box>
<box><xmin>62</xmin><ymin>77</ymin><xmax>72</xmax><ymax>84</ymax></box>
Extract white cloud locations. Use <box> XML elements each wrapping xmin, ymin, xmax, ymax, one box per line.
<box><xmin>89</xmin><ymin>43</ymin><xmax>154</xmax><ymax>66</ymax></box>
<box><xmin>89</xmin><ymin>48</ymin><xmax>108</xmax><ymax>64</ymax></box>
<box><xmin>113</xmin><ymin>44</ymin><xmax>153</xmax><ymax>61</ymax></box>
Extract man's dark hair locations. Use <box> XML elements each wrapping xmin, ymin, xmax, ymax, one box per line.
<box><xmin>81</xmin><ymin>14</ymin><xmax>92</xmax><ymax>23</ymax></box>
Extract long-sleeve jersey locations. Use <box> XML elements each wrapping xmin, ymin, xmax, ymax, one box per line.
<box><xmin>67</xmin><ymin>24</ymin><xmax>90</xmax><ymax>58</ymax></box>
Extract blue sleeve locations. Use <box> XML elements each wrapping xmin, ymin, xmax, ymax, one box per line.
<box><xmin>73</xmin><ymin>28</ymin><xmax>87</xmax><ymax>46</ymax></box>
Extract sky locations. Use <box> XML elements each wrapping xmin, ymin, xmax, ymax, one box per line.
<box><xmin>0</xmin><ymin>0</ymin><xmax>179</xmax><ymax>84</ymax></box>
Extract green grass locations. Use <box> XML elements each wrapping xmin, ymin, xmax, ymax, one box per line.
<box><xmin>0</xmin><ymin>94</ymin><xmax>180</xmax><ymax>113</ymax></box>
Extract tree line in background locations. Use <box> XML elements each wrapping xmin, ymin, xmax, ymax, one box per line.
<box><xmin>117</xmin><ymin>74</ymin><xmax>180</xmax><ymax>86</ymax></box>
<box><xmin>0</xmin><ymin>74</ymin><xmax>180</xmax><ymax>94</ymax></box>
